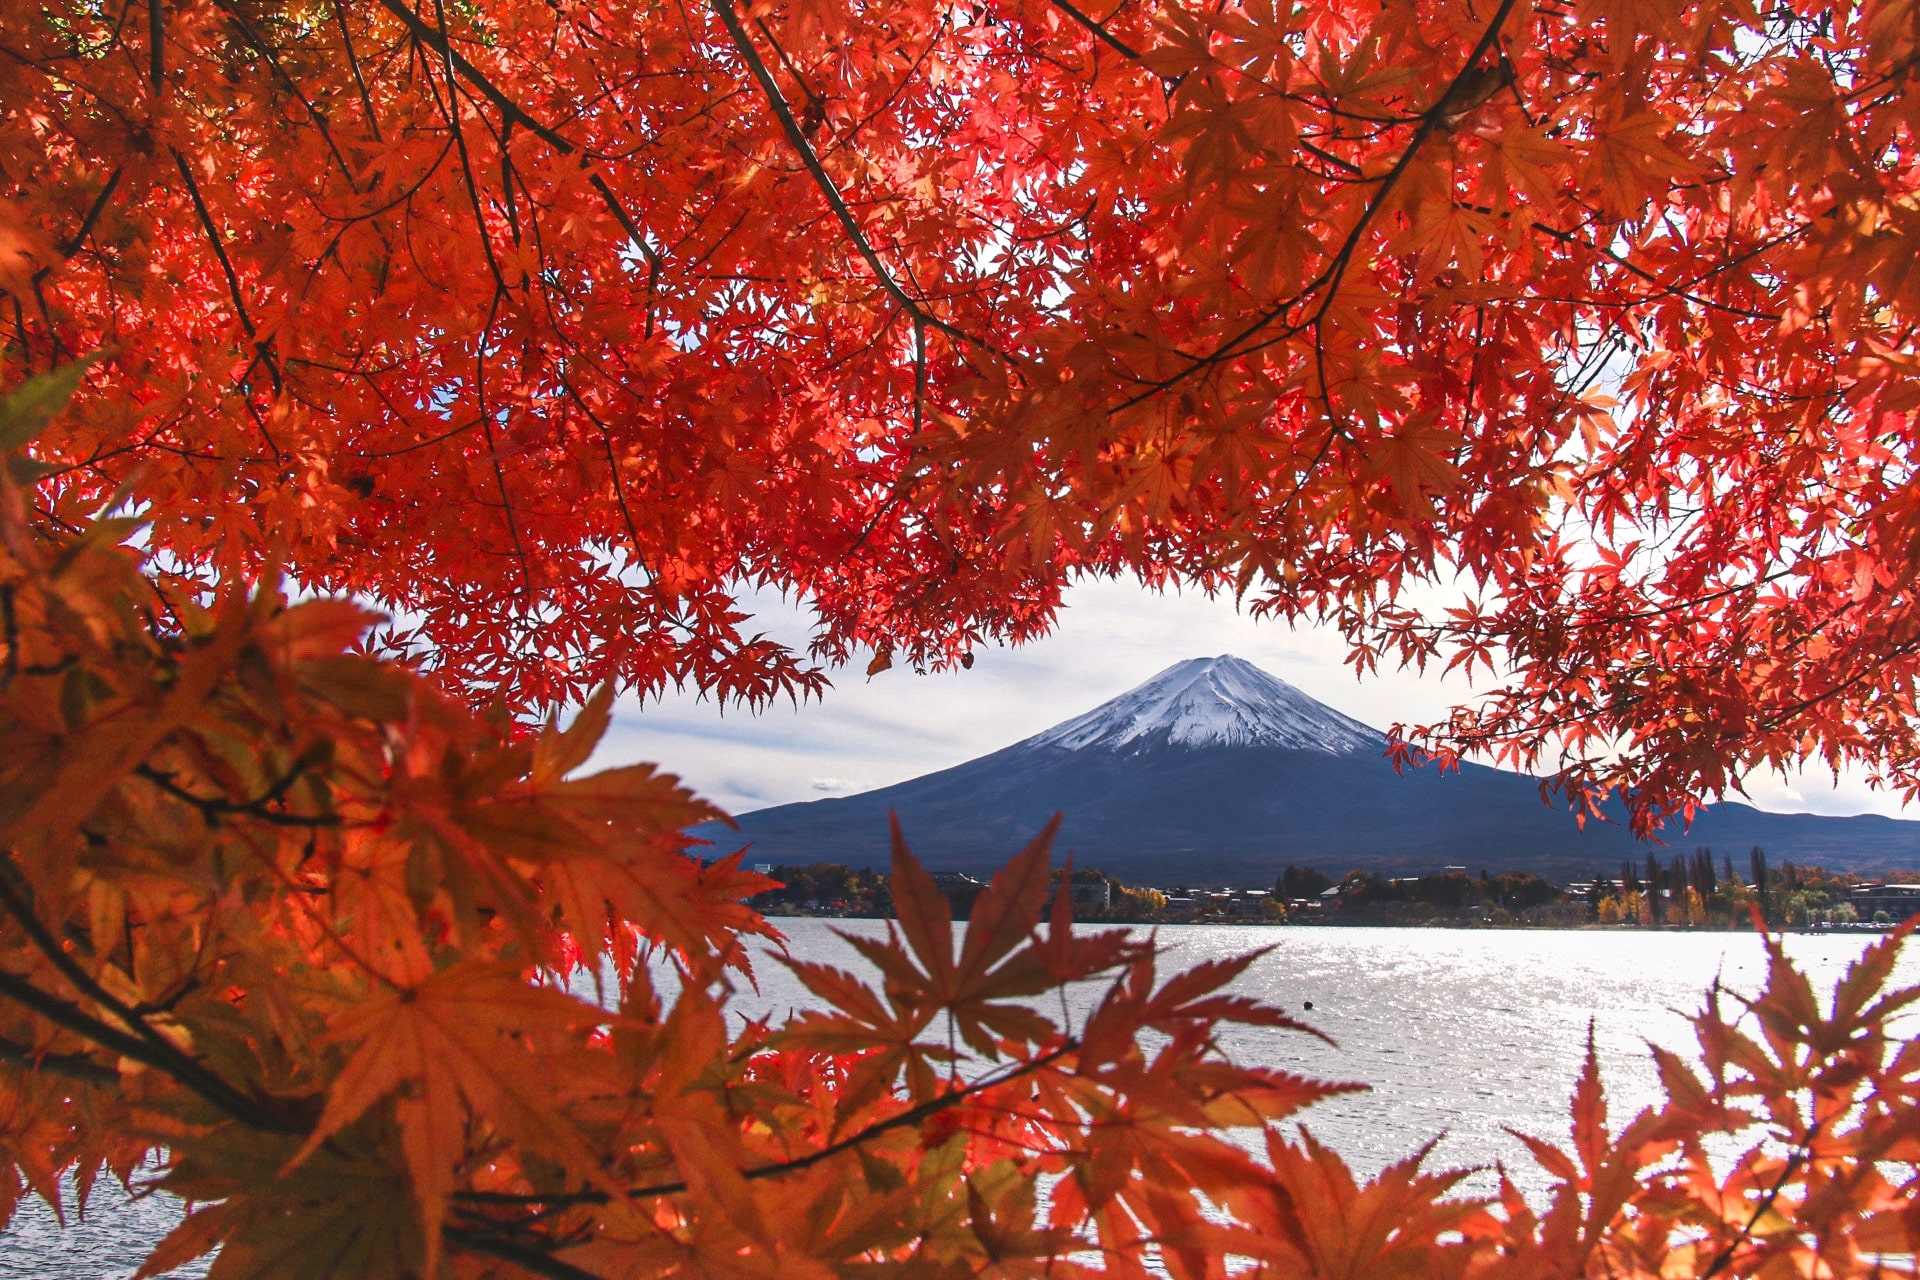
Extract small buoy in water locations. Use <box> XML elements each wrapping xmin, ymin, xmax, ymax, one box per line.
<box><xmin>1303</xmin><ymin>1000</ymin><xmax>1314</xmax><ymax>1011</ymax></box>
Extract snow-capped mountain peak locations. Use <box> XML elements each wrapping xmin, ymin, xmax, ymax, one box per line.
<box><xmin>1020</xmin><ymin>655</ymin><xmax>1382</xmax><ymax>755</ymax></box>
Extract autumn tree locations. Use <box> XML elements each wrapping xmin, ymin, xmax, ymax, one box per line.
<box><xmin>6</xmin><ymin>0</ymin><xmax>1920</xmax><ymax>822</ymax></box>
<box><xmin>5</xmin><ymin>0</ymin><xmax>1920</xmax><ymax>1274</ymax></box>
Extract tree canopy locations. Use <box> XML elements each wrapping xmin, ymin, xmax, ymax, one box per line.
<box><xmin>7</xmin><ymin>0</ymin><xmax>1920</xmax><ymax>821</ymax></box>
<box><xmin>5</xmin><ymin>0</ymin><xmax>1920</xmax><ymax>1274</ymax></box>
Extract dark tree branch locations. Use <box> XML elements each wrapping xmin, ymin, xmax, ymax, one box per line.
<box><xmin>149</xmin><ymin>0</ymin><xmax>164</xmax><ymax>88</ymax></box>
<box><xmin>420</xmin><ymin>0</ymin><xmax>510</xmax><ymax>293</ymax></box>
<box><xmin>0</xmin><ymin>968</ymin><xmax>156</xmax><ymax>1072</ymax></box>
<box><xmin>1530</xmin><ymin>220</ymin><xmax>1783</xmax><ymax>321</ymax></box>
<box><xmin>1113</xmin><ymin>0</ymin><xmax>1522</xmax><ymax>410</ymax></box>
<box><xmin>454</xmin><ymin>1040</ymin><xmax>1075</xmax><ymax>1210</ymax></box>
<box><xmin>0</xmin><ymin>1033</ymin><xmax>120</xmax><ymax>1086</ymax></box>
<box><xmin>443</xmin><ymin>1225</ymin><xmax>605</xmax><ymax>1280</ymax></box>
<box><xmin>132</xmin><ymin>762</ymin><xmax>340</xmax><ymax>829</ymax></box>
<box><xmin>30</xmin><ymin>167</ymin><xmax>125</xmax><ymax>287</ymax></box>
<box><xmin>370</xmin><ymin>0</ymin><xmax>661</xmax><ymax>271</ymax></box>
<box><xmin>0</xmin><ymin>966</ymin><xmax>292</xmax><ymax>1131</ymax></box>
<box><xmin>560</xmin><ymin>376</ymin><xmax>685</xmax><ymax>629</ymax></box>
<box><xmin>1697</xmin><ymin>1120</ymin><xmax>1819</xmax><ymax>1279</ymax></box>
<box><xmin>171</xmin><ymin>154</ymin><xmax>260</xmax><ymax>351</ymax></box>
<box><xmin>333</xmin><ymin>0</ymin><xmax>383</xmax><ymax>141</ymax></box>
<box><xmin>170</xmin><ymin>150</ymin><xmax>286</xmax><ymax>458</ymax></box>
<box><xmin>372</xmin><ymin>0</ymin><xmax>571</xmax><ymax>151</ymax></box>
<box><xmin>0</xmin><ymin>858</ymin><xmax>295</xmax><ymax>1131</ymax></box>
<box><xmin>585</xmin><ymin>173</ymin><xmax>662</xmax><ymax>271</ymax></box>
<box><xmin>1</xmin><ymin>585</ymin><xmax>16</xmax><ymax>685</ymax></box>
<box><xmin>213</xmin><ymin>1</ymin><xmax>361</xmax><ymax>187</ymax></box>
<box><xmin>1047</xmin><ymin>0</ymin><xmax>1142</xmax><ymax>61</ymax></box>
<box><xmin>710</xmin><ymin>0</ymin><xmax>988</xmax><ymax>355</ymax></box>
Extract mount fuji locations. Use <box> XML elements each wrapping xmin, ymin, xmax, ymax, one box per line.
<box><xmin>709</xmin><ymin>655</ymin><xmax>1920</xmax><ymax>885</ymax></box>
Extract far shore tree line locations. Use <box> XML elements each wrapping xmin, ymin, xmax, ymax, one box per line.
<box><xmin>748</xmin><ymin>851</ymin><xmax>1920</xmax><ymax>930</ymax></box>
<box><xmin>1589</xmin><ymin>847</ymin><xmax>1899</xmax><ymax>929</ymax></box>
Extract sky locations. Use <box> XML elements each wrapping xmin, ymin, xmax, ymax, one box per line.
<box><xmin>592</xmin><ymin>577</ymin><xmax>1913</xmax><ymax>826</ymax></box>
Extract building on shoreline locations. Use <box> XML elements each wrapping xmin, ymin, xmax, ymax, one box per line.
<box><xmin>1849</xmin><ymin>883</ymin><xmax>1920</xmax><ymax>923</ymax></box>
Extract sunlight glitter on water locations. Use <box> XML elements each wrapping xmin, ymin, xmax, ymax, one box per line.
<box><xmin>4</xmin><ymin>925</ymin><xmax>1913</xmax><ymax>1277</ymax></box>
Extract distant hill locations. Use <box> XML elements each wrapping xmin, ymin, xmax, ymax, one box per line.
<box><xmin>703</xmin><ymin>656</ymin><xmax>1920</xmax><ymax>886</ymax></box>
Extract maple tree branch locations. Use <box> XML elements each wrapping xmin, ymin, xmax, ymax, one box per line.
<box><xmin>1530</xmin><ymin>220</ymin><xmax>1782</xmax><ymax>321</ymax></box>
<box><xmin>464</xmin><ymin>290</ymin><xmax>536</xmax><ymax>598</ymax></box>
<box><xmin>372</xmin><ymin>0</ymin><xmax>571</xmax><ymax>151</ymax></box>
<box><xmin>0</xmin><ymin>585</ymin><xmax>15</xmax><ymax>685</ymax></box>
<box><xmin>1755</xmin><ymin>638</ymin><xmax>1920</xmax><ymax>732</ymax></box>
<box><xmin>1116</xmin><ymin>0</ymin><xmax>1520</xmax><ymax>409</ymax></box>
<box><xmin>370</xmin><ymin>0</ymin><xmax>662</xmax><ymax>271</ymax></box>
<box><xmin>754</xmin><ymin>17</ymin><xmax>827</xmax><ymax>118</ymax></box>
<box><xmin>705</xmin><ymin>1041</ymin><xmax>1074</xmax><ymax>1189</ymax></box>
<box><xmin>454</xmin><ymin>1040</ymin><xmax>1076</xmax><ymax>1210</ymax></box>
<box><xmin>132</xmin><ymin>762</ymin><xmax>341</xmax><ymax>828</ymax></box>
<box><xmin>847</xmin><ymin>314</ymin><xmax>930</xmax><ymax>556</ymax></box>
<box><xmin>149</xmin><ymin>0</ymin><xmax>164</xmax><ymax>87</ymax></box>
<box><xmin>561</xmin><ymin>377</ymin><xmax>686</xmax><ymax>628</ymax></box>
<box><xmin>1406</xmin><ymin>569</ymin><xmax>1802</xmax><ymax>644</ymax></box>
<box><xmin>585</xmin><ymin>173</ymin><xmax>663</xmax><ymax>272</ymax></box>
<box><xmin>1697</xmin><ymin>1118</ymin><xmax>1820</xmax><ymax>1279</ymax></box>
<box><xmin>0</xmin><ymin>858</ymin><xmax>294</xmax><ymax>1131</ymax></box>
<box><xmin>169</xmin><ymin>149</ymin><xmax>285</xmax><ymax>448</ymax></box>
<box><xmin>29</xmin><ymin>167</ymin><xmax>124</xmax><ymax>287</ymax></box>
<box><xmin>332</xmin><ymin>0</ymin><xmax>382</xmax><ymax>142</ymax></box>
<box><xmin>0</xmin><ymin>1033</ymin><xmax>120</xmax><ymax>1086</ymax></box>
<box><xmin>442</xmin><ymin>1225</ymin><xmax>604</xmax><ymax>1280</ymax></box>
<box><xmin>213</xmin><ymin>1</ymin><xmax>360</xmax><ymax>187</ymax></box>
<box><xmin>170</xmin><ymin>154</ymin><xmax>259</xmax><ymax>350</ymax></box>
<box><xmin>711</xmin><ymin>0</ymin><xmax>986</xmax><ymax>356</ymax></box>
<box><xmin>1047</xmin><ymin>0</ymin><xmax>1142</xmax><ymax>61</ymax></box>
<box><xmin>0</xmin><ymin>967</ymin><xmax>294</xmax><ymax>1131</ymax></box>
<box><xmin>422</xmin><ymin>0</ymin><xmax>511</xmax><ymax>295</ymax></box>
<box><xmin>0</xmin><ymin>969</ymin><xmax>151</xmax><ymax>1071</ymax></box>
<box><xmin>1298</xmin><ymin>138</ymin><xmax>1364</xmax><ymax>176</ymax></box>
<box><xmin>480</xmin><ymin>414</ymin><xmax>535</xmax><ymax>598</ymax></box>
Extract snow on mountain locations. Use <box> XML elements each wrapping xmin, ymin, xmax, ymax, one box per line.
<box><xmin>1018</xmin><ymin>655</ymin><xmax>1383</xmax><ymax>755</ymax></box>
<box><xmin>715</xmin><ymin>653</ymin><xmax>1920</xmax><ymax>879</ymax></box>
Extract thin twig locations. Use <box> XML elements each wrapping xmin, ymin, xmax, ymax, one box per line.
<box><xmin>133</xmin><ymin>762</ymin><xmax>340</xmax><ymax>829</ymax></box>
<box><xmin>710</xmin><ymin>0</ymin><xmax>986</xmax><ymax>355</ymax></box>
<box><xmin>454</xmin><ymin>1040</ymin><xmax>1075</xmax><ymax>1209</ymax></box>
<box><xmin>333</xmin><ymin>0</ymin><xmax>382</xmax><ymax>141</ymax></box>
<box><xmin>1696</xmin><ymin>1122</ymin><xmax>1818</xmax><ymax>1279</ymax></box>
<box><xmin>1112</xmin><ymin>0</ymin><xmax>1522</xmax><ymax>409</ymax></box>
<box><xmin>370</xmin><ymin>0</ymin><xmax>661</xmax><ymax>271</ymax></box>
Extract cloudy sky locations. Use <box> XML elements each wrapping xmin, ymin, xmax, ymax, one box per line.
<box><xmin>592</xmin><ymin>577</ymin><xmax>1910</xmax><ymax>825</ymax></box>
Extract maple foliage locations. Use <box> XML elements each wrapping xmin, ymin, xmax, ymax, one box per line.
<box><xmin>5</xmin><ymin>381</ymin><xmax>1920</xmax><ymax>1274</ymax></box>
<box><xmin>3</xmin><ymin>0</ymin><xmax>1919</xmax><ymax>819</ymax></box>
<box><xmin>0</xmin><ymin>400</ymin><xmax>1360</xmax><ymax>1273</ymax></box>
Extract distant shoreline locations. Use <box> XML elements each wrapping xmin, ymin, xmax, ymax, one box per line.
<box><xmin>757</xmin><ymin>911</ymin><xmax>1911</xmax><ymax>934</ymax></box>
<box><xmin>746</xmin><ymin>859</ymin><xmax>1919</xmax><ymax>932</ymax></box>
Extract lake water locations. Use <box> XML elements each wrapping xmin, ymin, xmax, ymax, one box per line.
<box><xmin>5</xmin><ymin>925</ymin><xmax>1914</xmax><ymax>1277</ymax></box>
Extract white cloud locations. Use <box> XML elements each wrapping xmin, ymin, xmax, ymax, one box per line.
<box><xmin>590</xmin><ymin>577</ymin><xmax>1913</xmax><ymax>824</ymax></box>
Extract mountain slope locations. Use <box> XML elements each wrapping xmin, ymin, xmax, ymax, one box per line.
<box><xmin>707</xmin><ymin>656</ymin><xmax>1920</xmax><ymax>884</ymax></box>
